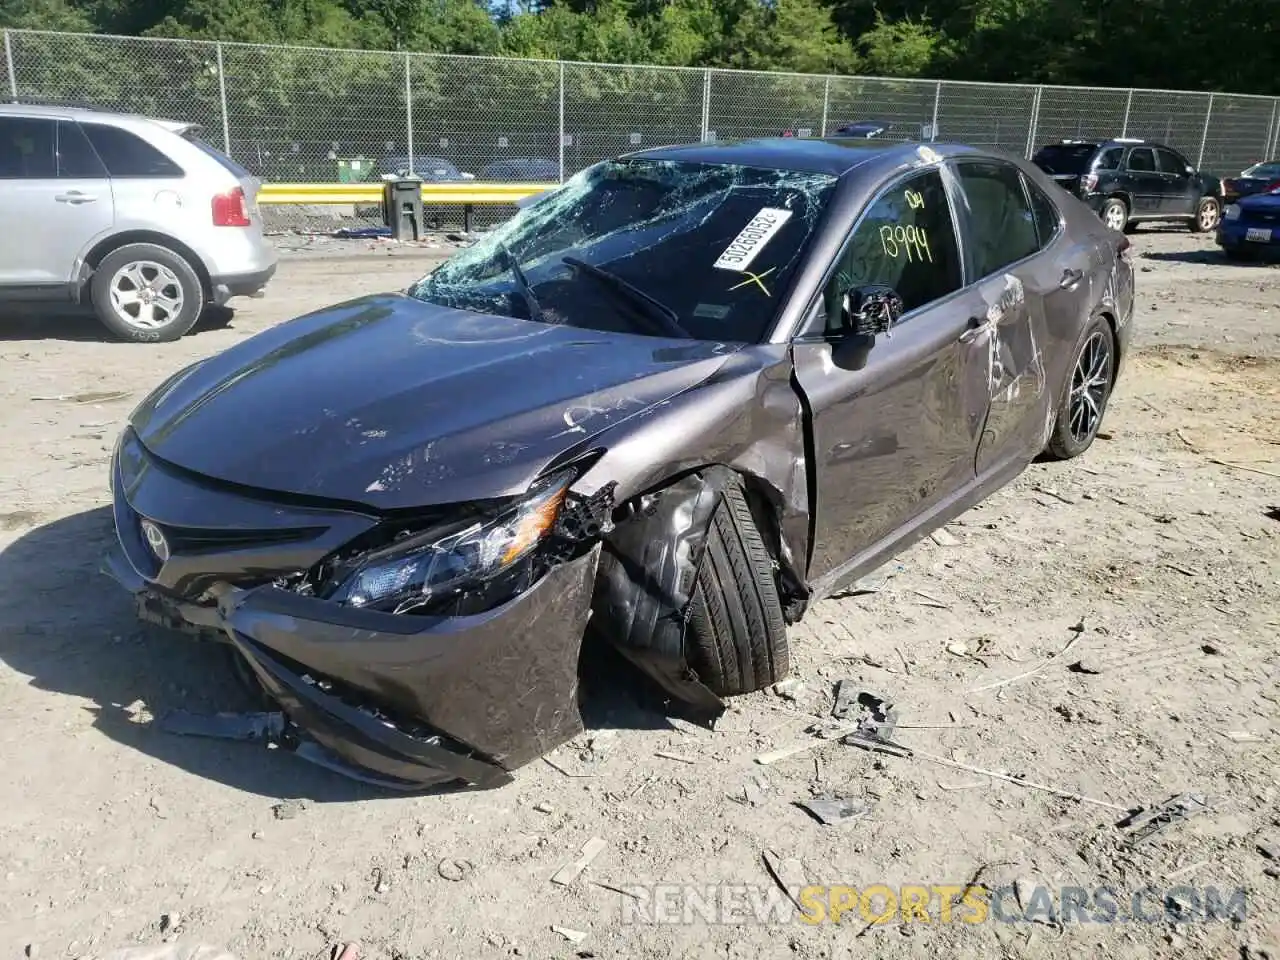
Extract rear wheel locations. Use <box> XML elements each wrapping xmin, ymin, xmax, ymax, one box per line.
<box><xmin>685</xmin><ymin>477</ymin><xmax>789</xmax><ymax>697</ymax></box>
<box><xmin>1101</xmin><ymin>197</ymin><xmax>1129</xmax><ymax>232</ymax></box>
<box><xmin>1190</xmin><ymin>197</ymin><xmax>1221</xmax><ymax>232</ymax></box>
<box><xmin>90</xmin><ymin>243</ymin><xmax>204</xmax><ymax>343</ymax></box>
<box><xmin>1044</xmin><ymin>315</ymin><xmax>1117</xmax><ymax>461</ymax></box>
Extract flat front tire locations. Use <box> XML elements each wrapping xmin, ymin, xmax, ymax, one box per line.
<box><xmin>90</xmin><ymin>243</ymin><xmax>204</xmax><ymax>343</ymax></box>
<box><xmin>685</xmin><ymin>477</ymin><xmax>789</xmax><ymax>697</ymax></box>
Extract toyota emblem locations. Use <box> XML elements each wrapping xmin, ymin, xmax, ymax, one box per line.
<box><xmin>140</xmin><ymin>519</ymin><xmax>170</xmax><ymax>562</ymax></box>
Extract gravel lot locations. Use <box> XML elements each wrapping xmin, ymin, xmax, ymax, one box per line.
<box><xmin>0</xmin><ymin>228</ymin><xmax>1277</xmax><ymax>960</ymax></box>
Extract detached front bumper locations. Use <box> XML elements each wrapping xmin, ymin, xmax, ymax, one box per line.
<box><xmin>104</xmin><ymin>541</ymin><xmax>600</xmax><ymax>791</ymax></box>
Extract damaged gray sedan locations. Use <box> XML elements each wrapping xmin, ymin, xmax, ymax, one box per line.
<box><xmin>104</xmin><ymin>138</ymin><xmax>1134</xmax><ymax>790</ymax></box>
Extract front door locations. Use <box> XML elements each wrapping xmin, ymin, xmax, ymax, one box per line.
<box><xmin>791</xmin><ymin>167</ymin><xmax>992</xmax><ymax>584</ymax></box>
<box><xmin>1155</xmin><ymin>146</ymin><xmax>1196</xmax><ymax>216</ymax></box>
<box><xmin>947</xmin><ymin>159</ymin><xmax>1054</xmax><ymax>476</ymax></box>
<box><xmin>1122</xmin><ymin>146</ymin><xmax>1163</xmax><ymax>215</ymax></box>
<box><xmin>0</xmin><ymin>116</ymin><xmax>114</xmax><ymax>290</ymax></box>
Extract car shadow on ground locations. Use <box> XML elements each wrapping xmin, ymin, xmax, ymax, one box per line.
<box><xmin>0</xmin><ymin>507</ymin><xmax>676</xmax><ymax>802</ymax></box>
<box><xmin>0</xmin><ymin>304</ymin><xmax>237</xmax><ymax>342</ymax></box>
<box><xmin>1141</xmin><ymin>249</ymin><xmax>1278</xmax><ymax>266</ymax></box>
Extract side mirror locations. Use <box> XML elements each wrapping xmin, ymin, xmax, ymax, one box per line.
<box><xmin>841</xmin><ymin>284</ymin><xmax>904</xmax><ymax>338</ymax></box>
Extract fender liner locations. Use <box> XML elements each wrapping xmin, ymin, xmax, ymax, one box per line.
<box><xmin>590</xmin><ymin>466</ymin><xmax>745</xmax><ymax>715</ymax></box>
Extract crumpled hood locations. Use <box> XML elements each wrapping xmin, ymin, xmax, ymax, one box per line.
<box><xmin>130</xmin><ymin>294</ymin><xmax>735</xmax><ymax>509</ymax></box>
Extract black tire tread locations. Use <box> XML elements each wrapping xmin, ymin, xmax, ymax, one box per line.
<box><xmin>1044</xmin><ymin>315</ymin><xmax>1116</xmax><ymax>461</ymax></box>
<box><xmin>686</xmin><ymin>478</ymin><xmax>789</xmax><ymax>696</ymax></box>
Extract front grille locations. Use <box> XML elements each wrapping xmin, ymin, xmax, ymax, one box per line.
<box><xmin>158</xmin><ymin>523</ymin><xmax>321</xmax><ymax>554</ymax></box>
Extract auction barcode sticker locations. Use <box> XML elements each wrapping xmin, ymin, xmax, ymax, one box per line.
<box><xmin>713</xmin><ymin>208</ymin><xmax>793</xmax><ymax>272</ymax></box>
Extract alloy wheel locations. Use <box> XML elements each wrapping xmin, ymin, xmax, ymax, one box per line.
<box><xmin>1069</xmin><ymin>331</ymin><xmax>1113</xmax><ymax>443</ymax></box>
<box><xmin>108</xmin><ymin>261</ymin><xmax>185</xmax><ymax>330</ymax></box>
<box><xmin>1198</xmin><ymin>201</ymin><xmax>1220</xmax><ymax>230</ymax></box>
<box><xmin>1103</xmin><ymin>203</ymin><xmax>1126</xmax><ymax>231</ymax></box>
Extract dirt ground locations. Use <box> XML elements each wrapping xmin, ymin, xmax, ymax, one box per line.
<box><xmin>0</xmin><ymin>227</ymin><xmax>1277</xmax><ymax>960</ymax></box>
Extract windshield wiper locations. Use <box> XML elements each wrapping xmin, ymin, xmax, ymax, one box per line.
<box><xmin>496</xmin><ymin>241</ymin><xmax>544</xmax><ymax>322</ymax></box>
<box><xmin>561</xmin><ymin>256</ymin><xmax>691</xmax><ymax>339</ymax></box>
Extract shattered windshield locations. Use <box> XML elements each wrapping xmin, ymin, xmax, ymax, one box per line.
<box><xmin>409</xmin><ymin>159</ymin><xmax>837</xmax><ymax>343</ymax></box>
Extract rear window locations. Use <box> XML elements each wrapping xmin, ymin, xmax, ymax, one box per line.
<box><xmin>185</xmin><ymin>133</ymin><xmax>252</xmax><ymax>180</ymax></box>
<box><xmin>1033</xmin><ymin>143</ymin><xmax>1099</xmax><ymax>175</ymax></box>
<box><xmin>81</xmin><ymin>123</ymin><xmax>184</xmax><ymax>178</ymax></box>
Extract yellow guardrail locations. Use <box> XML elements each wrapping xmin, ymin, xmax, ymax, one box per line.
<box><xmin>258</xmin><ymin>181</ymin><xmax>551</xmax><ymax>205</ymax></box>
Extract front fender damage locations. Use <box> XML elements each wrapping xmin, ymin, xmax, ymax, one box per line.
<box><xmin>590</xmin><ymin>466</ymin><xmax>744</xmax><ymax>716</ymax></box>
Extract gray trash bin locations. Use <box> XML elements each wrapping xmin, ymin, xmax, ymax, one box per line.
<box><xmin>383</xmin><ymin>177</ymin><xmax>424</xmax><ymax>241</ymax></box>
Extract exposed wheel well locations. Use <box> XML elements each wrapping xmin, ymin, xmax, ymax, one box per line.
<box><xmin>77</xmin><ymin>231</ymin><xmax>213</xmax><ymax>303</ymax></box>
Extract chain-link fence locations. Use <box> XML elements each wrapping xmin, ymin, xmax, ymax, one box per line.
<box><xmin>6</xmin><ymin>28</ymin><xmax>1279</xmax><ymax>230</ymax></box>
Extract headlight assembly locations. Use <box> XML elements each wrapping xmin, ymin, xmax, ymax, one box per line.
<box><xmin>1224</xmin><ymin>203</ymin><xmax>1241</xmax><ymax>221</ymax></box>
<box><xmin>325</xmin><ymin>470</ymin><xmax>573</xmax><ymax>614</ymax></box>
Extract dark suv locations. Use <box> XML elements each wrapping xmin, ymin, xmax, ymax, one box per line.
<box><xmin>1032</xmin><ymin>138</ymin><xmax>1223</xmax><ymax>233</ymax></box>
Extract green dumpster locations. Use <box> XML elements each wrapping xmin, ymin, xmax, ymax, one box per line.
<box><xmin>337</xmin><ymin>157</ymin><xmax>374</xmax><ymax>183</ymax></box>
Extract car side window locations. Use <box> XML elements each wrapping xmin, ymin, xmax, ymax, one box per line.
<box><xmin>56</xmin><ymin>121</ymin><xmax>107</xmax><ymax>178</ymax></box>
<box><xmin>951</xmin><ymin>160</ymin><xmax>1039</xmax><ymax>278</ymax></box>
<box><xmin>0</xmin><ymin>116</ymin><xmax>57</xmax><ymax>179</ymax></box>
<box><xmin>1024</xmin><ymin>175</ymin><xmax>1062</xmax><ymax>249</ymax></box>
<box><xmin>81</xmin><ymin>123</ymin><xmax>184</xmax><ymax>178</ymax></box>
<box><xmin>820</xmin><ymin>168</ymin><xmax>962</xmax><ymax>329</ymax></box>
<box><xmin>1126</xmin><ymin>148</ymin><xmax>1156</xmax><ymax>172</ymax></box>
<box><xmin>1094</xmin><ymin>147</ymin><xmax>1123</xmax><ymax>171</ymax></box>
<box><xmin>1156</xmin><ymin>148</ymin><xmax>1187</xmax><ymax>175</ymax></box>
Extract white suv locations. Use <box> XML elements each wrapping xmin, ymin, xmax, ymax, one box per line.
<box><xmin>0</xmin><ymin>102</ymin><xmax>277</xmax><ymax>343</ymax></box>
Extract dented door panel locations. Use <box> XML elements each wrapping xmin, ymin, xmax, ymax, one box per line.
<box><xmin>791</xmin><ymin>286</ymin><xmax>991</xmax><ymax>584</ymax></box>
<box><xmin>972</xmin><ymin>273</ymin><xmax>1051</xmax><ymax>477</ymax></box>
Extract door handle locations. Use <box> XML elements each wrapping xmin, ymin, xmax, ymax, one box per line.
<box><xmin>958</xmin><ymin>315</ymin><xmax>993</xmax><ymax>344</ymax></box>
<box><xmin>1059</xmin><ymin>268</ymin><xmax>1084</xmax><ymax>290</ymax></box>
<box><xmin>55</xmin><ymin>192</ymin><xmax>97</xmax><ymax>204</ymax></box>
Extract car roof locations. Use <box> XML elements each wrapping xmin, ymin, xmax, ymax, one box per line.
<box><xmin>625</xmin><ymin>137</ymin><xmax>975</xmax><ymax>178</ymax></box>
<box><xmin>0</xmin><ymin>101</ymin><xmax>195</xmax><ymax>134</ymax></box>
<box><xmin>1044</xmin><ymin>137</ymin><xmax>1165</xmax><ymax>149</ymax></box>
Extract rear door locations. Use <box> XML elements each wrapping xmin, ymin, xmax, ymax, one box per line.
<box><xmin>790</xmin><ymin>167</ymin><xmax>993</xmax><ymax>581</ymax></box>
<box><xmin>1155</xmin><ymin>146</ymin><xmax>1196</xmax><ymax>215</ymax></box>
<box><xmin>946</xmin><ymin>158</ymin><xmax>1053</xmax><ymax>476</ymax></box>
<box><xmin>1122</xmin><ymin>147</ymin><xmax>1162</xmax><ymax>214</ymax></box>
<box><xmin>0</xmin><ymin>115</ymin><xmax>115</xmax><ymax>289</ymax></box>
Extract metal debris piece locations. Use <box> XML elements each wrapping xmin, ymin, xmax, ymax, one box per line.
<box><xmin>930</xmin><ymin>527</ymin><xmax>960</xmax><ymax>546</ymax></box>
<box><xmin>551</xmin><ymin>837</ymin><xmax>607</xmax><ymax>886</ymax></box>
<box><xmin>550</xmin><ymin>927</ymin><xmax>587</xmax><ymax>944</ymax></box>
<box><xmin>761</xmin><ymin>850</ymin><xmax>806</xmax><ymax>910</ymax></box>
<box><xmin>796</xmin><ymin>796</ymin><xmax>872</xmax><ymax>826</ymax></box>
<box><xmin>848</xmin><ymin>690</ymin><xmax>898</xmax><ymax>742</ymax></box>
<box><xmin>332</xmin><ymin>944</ymin><xmax>360</xmax><ymax>960</ymax></box>
<box><xmin>1116</xmin><ymin>793</ymin><xmax>1211</xmax><ymax>844</ymax></box>
<box><xmin>654</xmin><ymin>750</ymin><xmax>697</xmax><ymax>764</ymax></box>
<box><xmin>831</xmin><ymin>679</ymin><xmax>859</xmax><ymax>720</ymax></box>
<box><xmin>158</xmin><ymin>710</ymin><xmax>286</xmax><ymax>742</ymax></box>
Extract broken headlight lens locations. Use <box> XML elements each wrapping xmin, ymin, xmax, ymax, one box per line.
<box><xmin>328</xmin><ymin>471</ymin><xmax>573</xmax><ymax>613</ymax></box>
